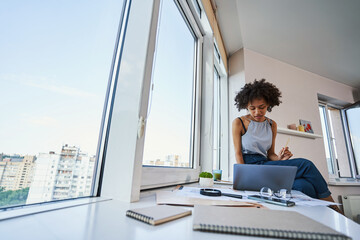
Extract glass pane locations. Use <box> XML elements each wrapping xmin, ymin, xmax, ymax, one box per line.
<box><xmin>346</xmin><ymin>104</ymin><xmax>360</xmax><ymax>175</ymax></box>
<box><xmin>214</xmin><ymin>44</ymin><xmax>221</xmax><ymax>63</ymax></box>
<box><xmin>142</xmin><ymin>0</ymin><xmax>196</xmax><ymax>168</ymax></box>
<box><xmin>319</xmin><ymin>106</ymin><xmax>334</xmax><ymax>174</ymax></box>
<box><xmin>193</xmin><ymin>0</ymin><xmax>202</xmax><ymax>17</ymax></box>
<box><xmin>213</xmin><ymin>69</ymin><xmax>220</xmax><ymax>170</ymax></box>
<box><xmin>0</xmin><ymin>0</ymin><xmax>124</xmax><ymax>208</ymax></box>
<box><xmin>327</xmin><ymin>107</ymin><xmax>351</xmax><ymax>177</ymax></box>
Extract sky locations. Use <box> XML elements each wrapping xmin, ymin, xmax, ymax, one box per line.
<box><xmin>142</xmin><ymin>0</ymin><xmax>196</xmax><ymax>164</ymax></box>
<box><xmin>0</xmin><ymin>0</ymin><xmax>124</xmax><ymax>156</ymax></box>
<box><xmin>0</xmin><ymin>0</ymin><xmax>196</xmax><ymax>166</ymax></box>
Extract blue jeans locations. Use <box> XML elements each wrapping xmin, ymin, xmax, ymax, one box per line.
<box><xmin>243</xmin><ymin>154</ymin><xmax>331</xmax><ymax>199</ymax></box>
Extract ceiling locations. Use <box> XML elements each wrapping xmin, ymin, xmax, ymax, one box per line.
<box><xmin>213</xmin><ymin>0</ymin><xmax>360</xmax><ymax>89</ymax></box>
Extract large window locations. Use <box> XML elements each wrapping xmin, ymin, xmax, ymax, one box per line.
<box><xmin>319</xmin><ymin>101</ymin><xmax>360</xmax><ymax>179</ymax></box>
<box><xmin>142</xmin><ymin>0</ymin><xmax>197</xmax><ymax>168</ymax></box>
<box><xmin>140</xmin><ymin>0</ymin><xmax>203</xmax><ymax>189</ymax></box>
<box><xmin>0</xmin><ymin>0</ymin><xmax>125</xmax><ymax>208</ymax></box>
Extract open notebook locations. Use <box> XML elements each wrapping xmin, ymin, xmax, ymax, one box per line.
<box><xmin>126</xmin><ymin>205</ymin><xmax>191</xmax><ymax>226</ymax></box>
<box><xmin>193</xmin><ymin>205</ymin><xmax>351</xmax><ymax>240</ymax></box>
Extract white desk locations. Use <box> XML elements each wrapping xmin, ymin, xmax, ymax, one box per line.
<box><xmin>0</xmin><ymin>192</ymin><xmax>359</xmax><ymax>240</ymax></box>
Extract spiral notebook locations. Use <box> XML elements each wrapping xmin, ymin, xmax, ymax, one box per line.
<box><xmin>193</xmin><ymin>205</ymin><xmax>351</xmax><ymax>240</ymax></box>
<box><xmin>126</xmin><ymin>205</ymin><xmax>191</xmax><ymax>225</ymax></box>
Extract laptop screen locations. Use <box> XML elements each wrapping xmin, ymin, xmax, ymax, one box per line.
<box><xmin>233</xmin><ymin>164</ymin><xmax>297</xmax><ymax>191</ymax></box>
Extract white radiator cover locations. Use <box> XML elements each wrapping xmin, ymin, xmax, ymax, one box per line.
<box><xmin>342</xmin><ymin>195</ymin><xmax>360</xmax><ymax>223</ymax></box>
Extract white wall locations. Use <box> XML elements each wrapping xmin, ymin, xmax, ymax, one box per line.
<box><xmin>228</xmin><ymin>48</ymin><xmax>360</xmax><ymax>202</ymax></box>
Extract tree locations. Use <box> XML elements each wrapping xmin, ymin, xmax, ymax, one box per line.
<box><xmin>0</xmin><ymin>187</ymin><xmax>30</xmax><ymax>208</ymax></box>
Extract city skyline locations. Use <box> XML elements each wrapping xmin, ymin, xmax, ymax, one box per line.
<box><xmin>0</xmin><ymin>144</ymin><xmax>96</xmax><ymax>207</ymax></box>
<box><xmin>0</xmin><ymin>142</ymin><xmax>187</xmax><ymax>208</ymax></box>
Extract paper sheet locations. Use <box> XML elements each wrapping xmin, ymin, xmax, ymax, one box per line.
<box><xmin>175</xmin><ymin>186</ymin><xmax>245</xmax><ymax>202</ymax></box>
<box><xmin>290</xmin><ymin>192</ymin><xmax>341</xmax><ymax>206</ymax></box>
<box><xmin>173</xmin><ymin>187</ymin><xmax>340</xmax><ymax>207</ymax></box>
<box><xmin>244</xmin><ymin>189</ymin><xmax>341</xmax><ymax>206</ymax></box>
<box><xmin>156</xmin><ymin>186</ymin><xmax>263</xmax><ymax>207</ymax></box>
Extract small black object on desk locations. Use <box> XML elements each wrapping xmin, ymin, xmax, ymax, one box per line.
<box><xmin>200</xmin><ymin>188</ymin><xmax>243</xmax><ymax>199</ymax></box>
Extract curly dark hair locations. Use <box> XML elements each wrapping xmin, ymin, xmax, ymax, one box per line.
<box><xmin>234</xmin><ymin>79</ymin><xmax>282</xmax><ymax>112</ymax></box>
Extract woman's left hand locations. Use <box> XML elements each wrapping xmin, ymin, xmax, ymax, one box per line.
<box><xmin>278</xmin><ymin>147</ymin><xmax>293</xmax><ymax>160</ymax></box>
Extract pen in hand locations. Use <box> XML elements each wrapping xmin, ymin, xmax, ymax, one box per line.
<box><xmin>281</xmin><ymin>137</ymin><xmax>291</xmax><ymax>156</ymax></box>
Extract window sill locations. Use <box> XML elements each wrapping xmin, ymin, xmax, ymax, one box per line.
<box><xmin>0</xmin><ymin>197</ymin><xmax>111</xmax><ymax>221</ymax></box>
<box><xmin>328</xmin><ymin>179</ymin><xmax>360</xmax><ymax>186</ymax></box>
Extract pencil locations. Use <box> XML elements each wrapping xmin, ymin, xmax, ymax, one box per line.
<box><xmin>284</xmin><ymin>137</ymin><xmax>290</xmax><ymax>148</ymax></box>
<box><xmin>281</xmin><ymin>137</ymin><xmax>290</xmax><ymax>156</ymax></box>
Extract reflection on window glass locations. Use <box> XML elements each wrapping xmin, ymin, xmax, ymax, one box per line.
<box><xmin>319</xmin><ymin>106</ymin><xmax>335</xmax><ymax>174</ymax></box>
<box><xmin>346</xmin><ymin>106</ymin><xmax>360</xmax><ymax>175</ymax></box>
<box><xmin>328</xmin><ymin>107</ymin><xmax>351</xmax><ymax>177</ymax></box>
<box><xmin>142</xmin><ymin>0</ymin><xmax>196</xmax><ymax>168</ymax></box>
<box><xmin>214</xmin><ymin>45</ymin><xmax>221</xmax><ymax>63</ymax></box>
<box><xmin>213</xmin><ymin>68</ymin><xmax>221</xmax><ymax>170</ymax></box>
<box><xmin>0</xmin><ymin>0</ymin><xmax>124</xmax><ymax>208</ymax></box>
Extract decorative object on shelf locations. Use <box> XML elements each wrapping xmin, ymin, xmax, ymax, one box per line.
<box><xmin>199</xmin><ymin>172</ymin><xmax>214</xmax><ymax>187</ymax></box>
<box><xmin>299</xmin><ymin>119</ymin><xmax>314</xmax><ymax>133</ymax></box>
<box><xmin>287</xmin><ymin>124</ymin><xmax>297</xmax><ymax>130</ymax></box>
<box><xmin>297</xmin><ymin>125</ymin><xmax>305</xmax><ymax>132</ymax></box>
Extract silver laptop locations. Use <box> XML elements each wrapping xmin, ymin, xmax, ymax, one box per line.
<box><xmin>233</xmin><ymin>164</ymin><xmax>297</xmax><ymax>191</ymax></box>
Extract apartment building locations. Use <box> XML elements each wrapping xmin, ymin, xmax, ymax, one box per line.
<box><xmin>26</xmin><ymin>145</ymin><xmax>95</xmax><ymax>204</ymax></box>
<box><xmin>0</xmin><ymin>155</ymin><xmax>36</xmax><ymax>191</ymax></box>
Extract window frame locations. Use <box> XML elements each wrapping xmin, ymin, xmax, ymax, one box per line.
<box><xmin>139</xmin><ymin>0</ymin><xmax>203</xmax><ymax>189</ymax></box>
<box><xmin>318</xmin><ymin>101</ymin><xmax>359</xmax><ymax>180</ymax></box>
<box><xmin>93</xmin><ymin>0</ymin><xmax>131</xmax><ymax>197</ymax></box>
<box><xmin>212</xmin><ymin>66</ymin><xmax>221</xmax><ymax>170</ymax></box>
<box><xmin>319</xmin><ymin>103</ymin><xmax>340</xmax><ymax>179</ymax></box>
<box><xmin>213</xmin><ymin>43</ymin><xmax>229</xmax><ymax>179</ymax></box>
<box><xmin>342</xmin><ymin>102</ymin><xmax>360</xmax><ymax>178</ymax></box>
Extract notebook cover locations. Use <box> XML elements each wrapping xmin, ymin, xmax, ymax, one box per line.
<box><xmin>126</xmin><ymin>205</ymin><xmax>191</xmax><ymax>225</ymax></box>
<box><xmin>193</xmin><ymin>205</ymin><xmax>351</xmax><ymax>240</ymax></box>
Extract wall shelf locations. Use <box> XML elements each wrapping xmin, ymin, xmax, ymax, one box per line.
<box><xmin>277</xmin><ymin>127</ymin><xmax>323</xmax><ymax>139</ymax></box>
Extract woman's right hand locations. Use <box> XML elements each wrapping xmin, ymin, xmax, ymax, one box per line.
<box><xmin>278</xmin><ymin>147</ymin><xmax>293</xmax><ymax>160</ymax></box>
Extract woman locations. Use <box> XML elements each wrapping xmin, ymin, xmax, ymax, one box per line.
<box><xmin>232</xmin><ymin>79</ymin><xmax>341</xmax><ymax>212</ymax></box>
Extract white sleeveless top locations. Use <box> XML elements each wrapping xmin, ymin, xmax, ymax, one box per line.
<box><xmin>240</xmin><ymin>118</ymin><xmax>273</xmax><ymax>157</ymax></box>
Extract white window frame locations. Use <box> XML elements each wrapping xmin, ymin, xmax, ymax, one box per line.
<box><xmin>319</xmin><ymin>101</ymin><xmax>359</xmax><ymax>180</ymax></box>
<box><xmin>342</xmin><ymin>102</ymin><xmax>360</xmax><ymax>179</ymax></box>
<box><xmin>212</xmin><ymin>48</ymin><xmax>228</xmax><ymax>164</ymax></box>
<box><xmin>92</xmin><ymin>0</ymin><xmax>130</xmax><ymax>197</ymax></box>
<box><xmin>319</xmin><ymin>103</ymin><xmax>341</xmax><ymax>179</ymax></box>
<box><xmin>212</xmin><ymin>66</ymin><xmax>221</xmax><ymax>170</ymax></box>
<box><xmin>213</xmin><ymin>41</ymin><xmax>229</xmax><ymax>180</ymax></box>
<box><xmin>139</xmin><ymin>0</ymin><xmax>204</xmax><ymax>189</ymax></box>
<box><xmin>100</xmin><ymin>0</ymin><xmax>162</xmax><ymax>202</ymax></box>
